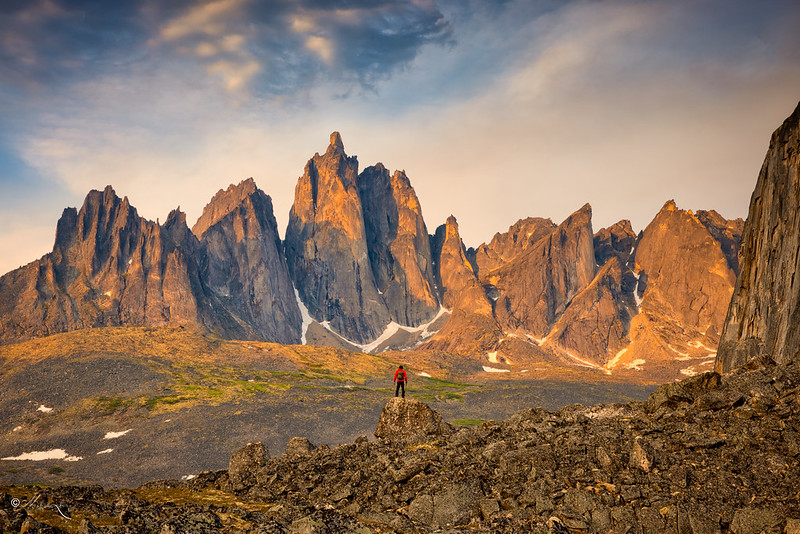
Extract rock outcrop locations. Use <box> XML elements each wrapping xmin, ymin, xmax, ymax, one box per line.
<box><xmin>285</xmin><ymin>133</ymin><xmax>440</xmax><ymax>345</ymax></box>
<box><xmin>606</xmin><ymin>200</ymin><xmax>739</xmax><ymax>381</ymax></box>
<box><xmin>424</xmin><ymin>216</ymin><xmax>502</xmax><ymax>354</ymax></box>
<box><xmin>717</xmin><ymin>102</ymin><xmax>800</xmax><ymax>372</ymax></box>
<box><xmin>374</xmin><ymin>397</ymin><xmax>454</xmax><ymax>442</ymax></box>
<box><xmin>468</xmin><ymin>217</ymin><xmax>556</xmax><ymax>276</ymax></box>
<box><xmin>193</xmin><ymin>179</ymin><xmax>301</xmax><ymax>344</ymax></box>
<box><xmin>491</xmin><ymin>203</ymin><xmax>596</xmax><ymax>337</ymax></box>
<box><xmin>548</xmin><ymin>257</ymin><xmax>634</xmax><ymax>365</ymax></box>
<box><xmin>593</xmin><ymin>219</ymin><xmax>637</xmax><ymax>267</ymax></box>
<box><xmin>8</xmin><ymin>358</ymin><xmax>799</xmax><ymax>532</ymax></box>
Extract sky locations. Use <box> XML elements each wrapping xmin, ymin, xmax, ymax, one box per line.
<box><xmin>1</xmin><ymin>0</ymin><xmax>800</xmax><ymax>277</ymax></box>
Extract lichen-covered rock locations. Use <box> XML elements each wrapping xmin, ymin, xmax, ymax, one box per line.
<box><xmin>228</xmin><ymin>442</ymin><xmax>269</xmax><ymax>491</ymax></box>
<box><xmin>285</xmin><ymin>437</ymin><xmax>316</xmax><ymax>457</ymax></box>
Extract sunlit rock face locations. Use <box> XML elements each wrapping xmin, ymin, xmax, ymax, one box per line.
<box><xmin>0</xmin><ymin>186</ymin><xmax>206</xmax><ymax>341</ymax></box>
<box><xmin>285</xmin><ymin>132</ymin><xmax>440</xmax><ymax>345</ymax></box>
<box><xmin>717</xmin><ymin>102</ymin><xmax>800</xmax><ymax>372</ymax></box>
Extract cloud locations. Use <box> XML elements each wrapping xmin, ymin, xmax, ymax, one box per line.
<box><xmin>2</xmin><ymin>0</ymin><xmax>800</xmax><ymax>277</ymax></box>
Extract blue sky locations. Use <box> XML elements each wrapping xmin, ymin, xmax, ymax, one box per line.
<box><xmin>1</xmin><ymin>0</ymin><xmax>800</xmax><ymax>276</ymax></box>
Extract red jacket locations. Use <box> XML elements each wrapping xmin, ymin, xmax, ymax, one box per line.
<box><xmin>394</xmin><ymin>368</ymin><xmax>407</xmax><ymax>383</ymax></box>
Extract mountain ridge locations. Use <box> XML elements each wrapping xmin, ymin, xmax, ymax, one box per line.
<box><xmin>0</xmin><ymin>133</ymin><xmax>744</xmax><ymax>382</ymax></box>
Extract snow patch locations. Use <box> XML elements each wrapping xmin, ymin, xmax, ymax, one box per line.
<box><xmin>688</xmin><ymin>340</ymin><xmax>717</xmax><ymax>352</ymax></box>
<box><xmin>482</xmin><ymin>366</ymin><xmax>511</xmax><ymax>373</ymax></box>
<box><xmin>360</xmin><ymin>307</ymin><xmax>450</xmax><ymax>354</ymax></box>
<box><xmin>96</xmin><ymin>449</ymin><xmax>113</xmax><ymax>455</ymax></box>
<box><xmin>361</xmin><ymin>322</ymin><xmax>402</xmax><ymax>353</ymax></box>
<box><xmin>630</xmin><ymin>270</ymin><xmax>643</xmax><ymax>308</ymax></box>
<box><xmin>181</xmin><ymin>474</ymin><xmax>196</xmax><ymax>481</ymax></box>
<box><xmin>103</xmin><ymin>429</ymin><xmax>131</xmax><ymax>440</ymax></box>
<box><xmin>416</xmin><ymin>372</ymin><xmax>431</xmax><ymax>377</ymax></box>
<box><xmin>624</xmin><ymin>359</ymin><xmax>646</xmax><ymax>371</ymax></box>
<box><xmin>486</xmin><ymin>351</ymin><xmax>499</xmax><ymax>364</ymax></box>
<box><xmin>37</xmin><ymin>405</ymin><xmax>53</xmax><ymax>413</ymax></box>
<box><xmin>520</xmin><ymin>369</ymin><xmax>529</xmax><ymax>373</ymax></box>
<box><xmin>2</xmin><ymin>449</ymin><xmax>82</xmax><ymax>462</ymax></box>
<box><xmin>680</xmin><ymin>367</ymin><xmax>698</xmax><ymax>377</ymax></box>
<box><xmin>668</xmin><ymin>345</ymin><xmax>691</xmax><ymax>360</ymax></box>
<box><xmin>562</xmin><ymin>349</ymin><xmax>610</xmax><ymax>374</ymax></box>
<box><xmin>12</xmin><ymin>426</ymin><xmax>22</xmax><ymax>432</ymax></box>
<box><xmin>103</xmin><ymin>290</ymin><xmax>112</xmax><ymax>297</ymax></box>
<box><xmin>293</xmin><ymin>285</ymin><xmax>314</xmax><ymax>345</ymax></box>
<box><xmin>606</xmin><ymin>347</ymin><xmax>628</xmax><ymax>369</ymax></box>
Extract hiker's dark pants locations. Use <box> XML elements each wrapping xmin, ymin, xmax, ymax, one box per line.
<box><xmin>395</xmin><ymin>381</ymin><xmax>405</xmax><ymax>398</ymax></box>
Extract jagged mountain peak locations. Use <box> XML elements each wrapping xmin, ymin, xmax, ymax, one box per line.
<box><xmin>192</xmin><ymin>178</ymin><xmax>266</xmax><ymax>239</ymax></box>
<box><xmin>328</xmin><ymin>131</ymin><xmax>344</xmax><ymax>153</ymax></box>
<box><xmin>661</xmin><ymin>199</ymin><xmax>678</xmax><ymax>212</ymax></box>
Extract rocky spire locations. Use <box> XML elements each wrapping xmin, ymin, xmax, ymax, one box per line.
<box><xmin>357</xmin><ymin>164</ymin><xmax>439</xmax><ymax>326</ymax></box>
<box><xmin>284</xmin><ymin>132</ymin><xmax>390</xmax><ymax>344</ymax></box>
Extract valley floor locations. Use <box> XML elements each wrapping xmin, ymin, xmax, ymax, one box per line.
<box><xmin>0</xmin><ymin>327</ymin><xmax>654</xmax><ymax>488</ymax></box>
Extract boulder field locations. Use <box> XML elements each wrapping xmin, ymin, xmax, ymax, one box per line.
<box><xmin>2</xmin><ymin>355</ymin><xmax>798</xmax><ymax>533</ymax></box>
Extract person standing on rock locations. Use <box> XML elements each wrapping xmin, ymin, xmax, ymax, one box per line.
<box><xmin>394</xmin><ymin>365</ymin><xmax>408</xmax><ymax>398</ymax></box>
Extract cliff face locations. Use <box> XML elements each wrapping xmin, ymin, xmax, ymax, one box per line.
<box><xmin>604</xmin><ymin>201</ymin><xmax>739</xmax><ymax>381</ymax></box>
<box><xmin>193</xmin><ymin>179</ymin><xmax>301</xmax><ymax>344</ymax></box>
<box><xmin>424</xmin><ymin>216</ymin><xmax>501</xmax><ymax>354</ymax></box>
<box><xmin>357</xmin><ymin>165</ymin><xmax>438</xmax><ymax>327</ymax></box>
<box><xmin>0</xmin><ymin>186</ymin><xmax>206</xmax><ymax>341</ymax></box>
<box><xmin>468</xmin><ymin>217</ymin><xmax>556</xmax><ymax>276</ymax></box>
<box><xmin>717</xmin><ymin>102</ymin><xmax>800</xmax><ymax>372</ymax></box>
<box><xmin>593</xmin><ymin>219</ymin><xmax>637</xmax><ymax>268</ymax></box>
<box><xmin>491</xmin><ymin>203</ymin><xmax>596</xmax><ymax>338</ymax></box>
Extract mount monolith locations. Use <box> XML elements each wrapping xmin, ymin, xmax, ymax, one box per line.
<box><xmin>716</xmin><ymin>101</ymin><xmax>800</xmax><ymax>372</ymax></box>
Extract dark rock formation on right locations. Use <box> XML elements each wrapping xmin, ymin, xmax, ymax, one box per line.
<box><xmin>717</xmin><ymin>101</ymin><xmax>800</xmax><ymax>372</ymax></box>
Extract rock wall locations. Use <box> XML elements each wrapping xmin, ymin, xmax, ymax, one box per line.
<box><xmin>193</xmin><ymin>179</ymin><xmax>302</xmax><ymax>344</ymax></box>
<box><xmin>717</xmin><ymin>101</ymin><xmax>800</xmax><ymax>372</ymax></box>
<box><xmin>357</xmin><ymin>165</ymin><xmax>439</xmax><ymax>326</ymax></box>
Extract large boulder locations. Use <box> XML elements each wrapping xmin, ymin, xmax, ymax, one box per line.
<box><xmin>228</xmin><ymin>441</ymin><xmax>269</xmax><ymax>491</ymax></box>
<box><xmin>374</xmin><ymin>397</ymin><xmax>454</xmax><ymax>442</ymax></box>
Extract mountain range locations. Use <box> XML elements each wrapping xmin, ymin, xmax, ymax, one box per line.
<box><xmin>0</xmin><ymin>133</ymin><xmax>744</xmax><ymax>382</ymax></box>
